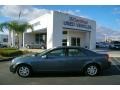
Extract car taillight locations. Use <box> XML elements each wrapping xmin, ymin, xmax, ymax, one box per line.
<box><xmin>105</xmin><ymin>54</ymin><xmax>110</xmax><ymax>62</ymax></box>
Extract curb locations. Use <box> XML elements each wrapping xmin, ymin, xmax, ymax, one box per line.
<box><xmin>0</xmin><ymin>58</ymin><xmax>14</xmax><ymax>62</ymax></box>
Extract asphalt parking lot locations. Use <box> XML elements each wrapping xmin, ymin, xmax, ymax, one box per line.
<box><xmin>0</xmin><ymin>50</ymin><xmax>120</xmax><ymax>85</ymax></box>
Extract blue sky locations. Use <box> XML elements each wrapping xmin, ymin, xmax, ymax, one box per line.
<box><xmin>0</xmin><ymin>5</ymin><xmax>120</xmax><ymax>34</ymax></box>
<box><xmin>36</xmin><ymin>5</ymin><xmax>120</xmax><ymax>30</ymax></box>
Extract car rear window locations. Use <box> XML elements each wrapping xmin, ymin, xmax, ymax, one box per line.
<box><xmin>68</xmin><ymin>48</ymin><xmax>86</xmax><ymax>57</ymax></box>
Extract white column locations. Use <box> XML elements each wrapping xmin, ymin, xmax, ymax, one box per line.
<box><xmin>8</xmin><ymin>30</ymin><xmax>12</xmax><ymax>47</ymax></box>
<box><xmin>67</xmin><ymin>30</ymin><xmax>71</xmax><ymax>46</ymax></box>
<box><xmin>84</xmin><ymin>32</ymin><xmax>90</xmax><ymax>49</ymax></box>
<box><xmin>23</xmin><ymin>33</ymin><xmax>25</xmax><ymax>48</ymax></box>
<box><xmin>47</xmin><ymin>11</ymin><xmax>63</xmax><ymax>49</ymax></box>
<box><xmin>11</xmin><ymin>30</ymin><xmax>15</xmax><ymax>47</ymax></box>
<box><xmin>47</xmin><ymin>11</ymin><xmax>54</xmax><ymax>49</ymax></box>
<box><xmin>89</xmin><ymin>22</ymin><xmax>96</xmax><ymax>50</ymax></box>
<box><xmin>18</xmin><ymin>33</ymin><xmax>23</xmax><ymax>48</ymax></box>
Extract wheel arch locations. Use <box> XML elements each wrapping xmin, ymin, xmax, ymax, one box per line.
<box><xmin>15</xmin><ymin>63</ymin><xmax>33</xmax><ymax>73</ymax></box>
<box><xmin>83</xmin><ymin>62</ymin><xmax>101</xmax><ymax>72</ymax></box>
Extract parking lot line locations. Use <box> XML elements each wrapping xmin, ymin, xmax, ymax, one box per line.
<box><xmin>111</xmin><ymin>58</ymin><xmax>120</xmax><ymax>72</ymax></box>
<box><xmin>113</xmin><ymin>57</ymin><xmax>120</xmax><ymax>64</ymax></box>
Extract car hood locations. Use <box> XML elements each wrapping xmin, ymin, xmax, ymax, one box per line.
<box><xmin>17</xmin><ymin>53</ymin><xmax>36</xmax><ymax>59</ymax></box>
<box><xmin>11</xmin><ymin>53</ymin><xmax>37</xmax><ymax>63</ymax></box>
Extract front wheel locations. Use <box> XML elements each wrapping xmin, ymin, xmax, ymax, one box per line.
<box><xmin>17</xmin><ymin>65</ymin><xmax>31</xmax><ymax>77</ymax></box>
<box><xmin>84</xmin><ymin>64</ymin><xmax>100</xmax><ymax>76</ymax></box>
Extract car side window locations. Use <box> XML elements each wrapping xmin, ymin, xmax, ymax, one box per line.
<box><xmin>68</xmin><ymin>48</ymin><xmax>86</xmax><ymax>57</ymax></box>
<box><xmin>47</xmin><ymin>49</ymin><xmax>65</xmax><ymax>57</ymax></box>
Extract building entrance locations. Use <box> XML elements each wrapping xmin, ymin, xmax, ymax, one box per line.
<box><xmin>71</xmin><ymin>37</ymin><xmax>81</xmax><ymax>46</ymax></box>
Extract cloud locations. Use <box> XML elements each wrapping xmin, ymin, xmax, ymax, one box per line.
<box><xmin>0</xmin><ymin>5</ymin><xmax>90</xmax><ymax>22</ymax></box>
<box><xmin>0</xmin><ymin>5</ymin><xmax>50</xmax><ymax>21</ymax></box>
<box><xmin>113</xmin><ymin>7</ymin><xmax>120</xmax><ymax>14</ymax></box>
<box><xmin>57</xmin><ymin>9</ymin><xmax>90</xmax><ymax>19</ymax></box>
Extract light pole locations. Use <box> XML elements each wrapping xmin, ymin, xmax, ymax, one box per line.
<box><xmin>104</xmin><ymin>34</ymin><xmax>107</xmax><ymax>42</ymax></box>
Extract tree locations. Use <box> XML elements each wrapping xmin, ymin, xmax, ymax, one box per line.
<box><xmin>0</xmin><ymin>21</ymin><xmax>33</xmax><ymax>48</ymax></box>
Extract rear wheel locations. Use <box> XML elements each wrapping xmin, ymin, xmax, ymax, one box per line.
<box><xmin>84</xmin><ymin>64</ymin><xmax>100</xmax><ymax>76</ymax></box>
<box><xmin>17</xmin><ymin>65</ymin><xmax>31</xmax><ymax>77</ymax></box>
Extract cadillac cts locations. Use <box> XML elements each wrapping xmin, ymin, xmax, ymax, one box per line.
<box><xmin>10</xmin><ymin>46</ymin><xmax>111</xmax><ymax>77</ymax></box>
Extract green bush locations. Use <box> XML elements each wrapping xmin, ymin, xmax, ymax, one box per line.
<box><xmin>0</xmin><ymin>48</ymin><xmax>17</xmax><ymax>50</ymax></box>
<box><xmin>22</xmin><ymin>50</ymin><xmax>32</xmax><ymax>55</ymax></box>
<box><xmin>0</xmin><ymin>50</ymin><xmax>23</xmax><ymax>57</ymax></box>
<box><xmin>0</xmin><ymin>48</ymin><xmax>32</xmax><ymax>58</ymax></box>
<box><xmin>0</xmin><ymin>48</ymin><xmax>23</xmax><ymax>57</ymax></box>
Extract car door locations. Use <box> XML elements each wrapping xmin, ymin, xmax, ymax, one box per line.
<box><xmin>33</xmin><ymin>48</ymin><xmax>67</xmax><ymax>72</ymax></box>
<box><xmin>64</xmin><ymin>48</ymin><xmax>87</xmax><ymax>71</ymax></box>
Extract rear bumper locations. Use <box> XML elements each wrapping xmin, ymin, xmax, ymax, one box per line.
<box><xmin>108</xmin><ymin>62</ymin><xmax>111</xmax><ymax>67</ymax></box>
<box><xmin>106</xmin><ymin>61</ymin><xmax>111</xmax><ymax>69</ymax></box>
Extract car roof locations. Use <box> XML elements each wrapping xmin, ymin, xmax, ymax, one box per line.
<box><xmin>53</xmin><ymin>46</ymin><xmax>84</xmax><ymax>49</ymax></box>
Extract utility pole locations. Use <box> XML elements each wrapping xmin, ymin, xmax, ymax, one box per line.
<box><xmin>18</xmin><ymin>10</ymin><xmax>22</xmax><ymax>20</ymax></box>
<box><xmin>17</xmin><ymin>10</ymin><xmax>22</xmax><ymax>49</ymax></box>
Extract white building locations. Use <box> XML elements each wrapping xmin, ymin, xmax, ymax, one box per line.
<box><xmin>9</xmin><ymin>11</ymin><xmax>96</xmax><ymax>49</ymax></box>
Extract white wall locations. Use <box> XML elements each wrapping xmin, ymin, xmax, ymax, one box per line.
<box><xmin>27</xmin><ymin>13</ymin><xmax>50</xmax><ymax>33</ymax></box>
<box><xmin>51</xmin><ymin>11</ymin><xmax>96</xmax><ymax>49</ymax></box>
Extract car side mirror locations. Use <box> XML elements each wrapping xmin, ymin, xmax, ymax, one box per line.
<box><xmin>41</xmin><ymin>55</ymin><xmax>47</xmax><ymax>59</ymax></box>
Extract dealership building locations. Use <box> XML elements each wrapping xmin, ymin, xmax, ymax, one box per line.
<box><xmin>9</xmin><ymin>11</ymin><xmax>96</xmax><ymax>49</ymax></box>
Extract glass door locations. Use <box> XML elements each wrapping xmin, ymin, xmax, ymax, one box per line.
<box><xmin>71</xmin><ymin>37</ymin><xmax>80</xmax><ymax>46</ymax></box>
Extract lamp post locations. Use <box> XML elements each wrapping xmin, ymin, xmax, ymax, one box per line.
<box><xmin>104</xmin><ymin>34</ymin><xmax>107</xmax><ymax>42</ymax></box>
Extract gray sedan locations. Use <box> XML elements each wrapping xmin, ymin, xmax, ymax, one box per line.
<box><xmin>10</xmin><ymin>46</ymin><xmax>111</xmax><ymax>77</ymax></box>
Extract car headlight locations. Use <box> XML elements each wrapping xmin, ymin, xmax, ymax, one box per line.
<box><xmin>11</xmin><ymin>59</ymin><xmax>15</xmax><ymax>63</ymax></box>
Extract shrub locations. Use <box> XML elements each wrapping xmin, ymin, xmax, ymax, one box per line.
<box><xmin>22</xmin><ymin>50</ymin><xmax>32</xmax><ymax>54</ymax></box>
<box><xmin>0</xmin><ymin>48</ymin><xmax>32</xmax><ymax>58</ymax></box>
<box><xmin>0</xmin><ymin>50</ymin><xmax>23</xmax><ymax>57</ymax></box>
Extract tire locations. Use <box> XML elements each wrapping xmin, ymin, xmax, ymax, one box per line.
<box><xmin>41</xmin><ymin>46</ymin><xmax>45</xmax><ymax>49</ymax></box>
<box><xmin>84</xmin><ymin>64</ymin><xmax>100</xmax><ymax>76</ymax></box>
<box><xmin>17</xmin><ymin>65</ymin><xmax>31</xmax><ymax>77</ymax></box>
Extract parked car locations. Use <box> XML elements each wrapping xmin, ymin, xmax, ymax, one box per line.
<box><xmin>26</xmin><ymin>43</ymin><xmax>46</xmax><ymax>49</ymax></box>
<box><xmin>10</xmin><ymin>46</ymin><xmax>111</xmax><ymax>77</ymax></box>
<box><xmin>109</xmin><ymin>41</ymin><xmax>120</xmax><ymax>49</ymax></box>
<box><xmin>96</xmin><ymin>42</ymin><xmax>109</xmax><ymax>48</ymax></box>
<box><xmin>0</xmin><ymin>43</ymin><xmax>8</xmax><ymax>48</ymax></box>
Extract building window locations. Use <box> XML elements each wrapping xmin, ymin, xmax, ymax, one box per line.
<box><xmin>71</xmin><ymin>37</ymin><xmax>76</xmax><ymax>46</ymax></box>
<box><xmin>35</xmin><ymin>34</ymin><xmax>39</xmax><ymax>44</ymax></box>
<box><xmin>62</xmin><ymin>39</ymin><xmax>67</xmax><ymax>46</ymax></box>
<box><xmin>62</xmin><ymin>31</ymin><xmax>67</xmax><ymax>34</ymax></box>
<box><xmin>35</xmin><ymin>33</ymin><xmax>46</xmax><ymax>44</ymax></box>
<box><xmin>77</xmin><ymin>38</ymin><xmax>80</xmax><ymax>46</ymax></box>
<box><xmin>71</xmin><ymin>37</ymin><xmax>80</xmax><ymax>46</ymax></box>
<box><xmin>3</xmin><ymin>38</ymin><xmax>8</xmax><ymax>42</ymax></box>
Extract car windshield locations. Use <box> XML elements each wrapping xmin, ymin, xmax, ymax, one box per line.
<box><xmin>36</xmin><ymin>49</ymin><xmax>52</xmax><ymax>56</ymax></box>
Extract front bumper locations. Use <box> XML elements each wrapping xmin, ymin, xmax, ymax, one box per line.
<box><xmin>9</xmin><ymin>65</ymin><xmax>16</xmax><ymax>73</ymax></box>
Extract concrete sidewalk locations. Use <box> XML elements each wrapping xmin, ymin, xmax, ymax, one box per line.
<box><xmin>0</xmin><ymin>57</ymin><xmax>13</xmax><ymax>62</ymax></box>
<box><xmin>20</xmin><ymin>48</ymin><xmax>44</xmax><ymax>53</ymax></box>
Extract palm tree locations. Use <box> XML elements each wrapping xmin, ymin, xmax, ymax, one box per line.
<box><xmin>0</xmin><ymin>21</ymin><xmax>33</xmax><ymax>48</ymax></box>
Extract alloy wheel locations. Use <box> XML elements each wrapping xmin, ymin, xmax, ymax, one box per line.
<box><xmin>17</xmin><ymin>65</ymin><xmax>31</xmax><ymax>77</ymax></box>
